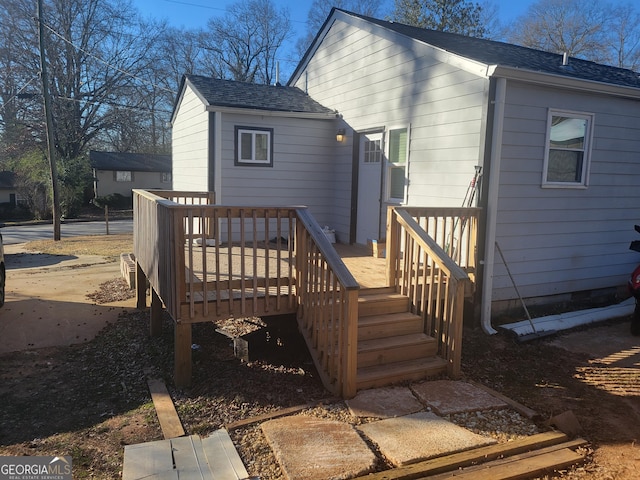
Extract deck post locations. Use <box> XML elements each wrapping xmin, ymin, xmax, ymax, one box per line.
<box><xmin>150</xmin><ymin>288</ymin><xmax>162</xmax><ymax>337</ymax></box>
<box><xmin>136</xmin><ymin>262</ymin><xmax>147</xmax><ymax>309</ymax></box>
<box><xmin>174</xmin><ymin>321</ymin><xmax>192</xmax><ymax>387</ymax></box>
<box><xmin>342</xmin><ymin>289</ymin><xmax>359</xmax><ymax>398</ymax></box>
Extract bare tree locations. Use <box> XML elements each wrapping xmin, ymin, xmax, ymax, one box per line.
<box><xmin>200</xmin><ymin>0</ymin><xmax>292</xmax><ymax>84</ymax></box>
<box><xmin>390</xmin><ymin>0</ymin><xmax>488</xmax><ymax>38</ymax></box>
<box><xmin>296</xmin><ymin>0</ymin><xmax>383</xmax><ymax>58</ymax></box>
<box><xmin>507</xmin><ymin>0</ymin><xmax>613</xmax><ymax>63</ymax></box>
<box><xmin>606</xmin><ymin>3</ymin><xmax>640</xmax><ymax>70</ymax></box>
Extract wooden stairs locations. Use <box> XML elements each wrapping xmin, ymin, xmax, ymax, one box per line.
<box><xmin>356</xmin><ymin>288</ymin><xmax>448</xmax><ymax>391</ymax></box>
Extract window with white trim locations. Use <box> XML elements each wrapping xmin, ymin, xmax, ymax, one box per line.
<box><xmin>543</xmin><ymin>110</ymin><xmax>593</xmax><ymax>187</ymax></box>
<box><xmin>235</xmin><ymin>126</ymin><xmax>273</xmax><ymax>166</ymax></box>
<box><xmin>386</xmin><ymin>127</ymin><xmax>409</xmax><ymax>202</ymax></box>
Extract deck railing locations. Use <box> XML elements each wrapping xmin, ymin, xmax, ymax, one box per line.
<box><xmin>295</xmin><ymin>209</ymin><xmax>360</xmax><ymax>398</ymax></box>
<box><xmin>133</xmin><ymin>190</ymin><xmax>360</xmax><ymax>395</ymax></box>
<box><xmin>386</xmin><ymin>207</ymin><xmax>479</xmax><ymax>377</ymax></box>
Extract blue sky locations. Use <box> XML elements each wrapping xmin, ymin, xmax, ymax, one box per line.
<box><xmin>134</xmin><ymin>0</ymin><xmax>534</xmax><ymax>32</ymax></box>
<box><xmin>133</xmin><ymin>0</ymin><xmax>537</xmax><ymax>76</ymax></box>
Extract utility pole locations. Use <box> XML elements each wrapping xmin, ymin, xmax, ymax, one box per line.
<box><xmin>37</xmin><ymin>0</ymin><xmax>61</xmax><ymax>240</ymax></box>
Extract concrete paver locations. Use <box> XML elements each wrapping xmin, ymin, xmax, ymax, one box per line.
<box><xmin>357</xmin><ymin>411</ymin><xmax>497</xmax><ymax>466</ymax></box>
<box><xmin>346</xmin><ymin>386</ymin><xmax>423</xmax><ymax>418</ymax></box>
<box><xmin>411</xmin><ymin>380</ymin><xmax>508</xmax><ymax>415</ymax></box>
<box><xmin>261</xmin><ymin>415</ymin><xmax>377</xmax><ymax>480</ymax></box>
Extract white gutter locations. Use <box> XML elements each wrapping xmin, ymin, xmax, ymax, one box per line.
<box><xmin>205</xmin><ymin>105</ymin><xmax>338</xmax><ymax>120</ymax></box>
<box><xmin>481</xmin><ymin>77</ymin><xmax>507</xmax><ymax>335</ymax></box>
<box><xmin>489</xmin><ymin>65</ymin><xmax>640</xmax><ymax>101</ymax></box>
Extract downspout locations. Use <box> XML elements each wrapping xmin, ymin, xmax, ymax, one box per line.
<box><xmin>481</xmin><ymin>76</ymin><xmax>507</xmax><ymax>335</ymax></box>
<box><xmin>213</xmin><ymin>111</ymin><xmax>222</xmax><ymax>202</ymax></box>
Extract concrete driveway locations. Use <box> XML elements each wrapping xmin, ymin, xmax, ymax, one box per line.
<box><xmin>0</xmin><ymin>243</ymin><xmax>136</xmax><ymax>354</ymax></box>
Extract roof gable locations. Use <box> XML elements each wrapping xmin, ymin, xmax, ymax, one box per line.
<box><xmin>358</xmin><ymin>13</ymin><xmax>640</xmax><ymax>89</ymax></box>
<box><xmin>291</xmin><ymin>8</ymin><xmax>640</xmax><ymax>92</ymax></box>
<box><xmin>0</xmin><ymin>171</ymin><xmax>16</xmax><ymax>189</ymax></box>
<box><xmin>89</xmin><ymin>151</ymin><xmax>171</xmax><ymax>172</ymax></box>
<box><xmin>180</xmin><ymin>74</ymin><xmax>337</xmax><ymax>116</ymax></box>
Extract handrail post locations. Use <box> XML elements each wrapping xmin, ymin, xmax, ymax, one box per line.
<box><xmin>386</xmin><ymin>206</ymin><xmax>400</xmax><ymax>288</ymax></box>
<box><xmin>342</xmin><ymin>289</ymin><xmax>359</xmax><ymax>398</ymax></box>
<box><xmin>295</xmin><ymin>211</ymin><xmax>308</xmax><ymax>318</ymax></box>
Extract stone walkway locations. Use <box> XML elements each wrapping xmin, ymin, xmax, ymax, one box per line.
<box><xmin>261</xmin><ymin>380</ymin><xmax>514</xmax><ymax>480</ymax></box>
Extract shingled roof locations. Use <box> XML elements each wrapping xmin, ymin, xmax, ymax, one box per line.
<box><xmin>181</xmin><ymin>74</ymin><xmax>337</xmax><ymax>115</ymax></box>
<box><xmin>89</xmin><ymin>151</ymin><xmax>171</xmax><ymax>172</ymax></box>
<box><xmin>302</xmin><ymin>9</ymin><xmax>640</xmax><ymax>91</ymax></box>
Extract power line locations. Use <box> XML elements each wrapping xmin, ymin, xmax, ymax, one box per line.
<box><xmin>160</xmin><ymin>0</ymin><xmax>309</xmax><ymax>24</ymax></box>
<box><xmin>42</xmin><ymin>22</ymin><xmax>178</xmax><ymax>95</ymax></box>
<box><xmin>56</xmin><ymin>94</ymin><xmax>173</xmax><ymax>115</ymax></box>
<box><xmin>0</xmin><ymin>76</ymin><xmax>40</xmax><ymax>114</ymax></box>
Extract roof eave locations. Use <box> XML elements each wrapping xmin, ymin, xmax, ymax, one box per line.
<box><xmin>205</xmin><ymin>105</ymin><xmax>339</xmax><ymax>119</ymax></box>
<box><xmin>489</xmin><ymin>65</ymin><xmax>640</xmax><ymax>100</ymax></box>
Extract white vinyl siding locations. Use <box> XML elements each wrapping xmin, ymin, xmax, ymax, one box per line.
<box><xmin>493</xmin><ymin>81</ymin><xmax>640</xmax><ymax>303</ymax></box>
<box><xmin>292</xmin><ymin>15</ymin><xmax>488</xmax><ymax>211</ymax></box>
<box><xmin>172</xmin><ymin>84</ymin><xmax>210</xmax><ymax>191</ymax></box>
<box><xmin>219</xmin><ymin>113</ymin><xmax>337</xmax><ymax>227</ymax></box>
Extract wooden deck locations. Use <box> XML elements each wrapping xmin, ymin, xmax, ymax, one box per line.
<box><xmin>335</xmin><ymin>243</ymin><xmax>388</xmax><ymax>288</ymax></box>
<box><xmin>133</xmin><ymin>190</ymin><xmax>479</xmax><ymax>397</ymax></box>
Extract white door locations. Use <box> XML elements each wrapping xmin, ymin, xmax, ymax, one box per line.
<box><xmin>356</xmin><ymin>132</ymin><xmax>384</xmax><ymax>245</ymax></box>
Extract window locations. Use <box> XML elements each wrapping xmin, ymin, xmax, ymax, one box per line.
<box><xmin>543</xmin><ymin>110</ymin><xmax>593</xmax><ymax>187</ymax></box>
<box><xmin>235</xmin><ymin>126</ymin><xmax>273</xmax><ymax>166</ymax></box>
<box><xmin>387</xmin><ymin>127</ymin><xmax>409</xmax><ymax>202</ymax></box>
<box><xmin>161</xmin><ymin>172</ymin><xmax>172</xmax><ymax>183</ymax></box>
<box><xmin>363</xmin><ymin>137</ymin><xmax>382</xmax><ymax>163</ymax></box>
<box><xmin>115</xmin><ymin>171</ymin><xmax>133</xmax><ymax>182</ymax></box>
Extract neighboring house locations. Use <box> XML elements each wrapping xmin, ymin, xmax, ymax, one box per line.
<box><xmin>0</xmin><ymin>171</ymin><xmax>18</xmax><ymax>205</ymax></box>
<box><xmin>171</xmin><ymin>8</ymin><xmax>640</xmax><ymax>332</ymax></box>
<box><xmin>90</xmin><ymin>151</ymin><xmax>172</xmax><ymax>199</ymax></box>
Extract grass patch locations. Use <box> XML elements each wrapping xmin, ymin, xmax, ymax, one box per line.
<box><xmin>23</xmin><ymin>234</ymin><xmax>133</xmax><ymax>259</ymax></box>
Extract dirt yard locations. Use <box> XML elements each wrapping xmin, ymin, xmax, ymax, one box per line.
<box><xmin>0</xmin><ymin>236</ymin><xmax>638</xmax><ymax>479</ymax></box>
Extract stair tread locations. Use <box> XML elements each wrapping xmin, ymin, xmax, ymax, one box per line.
<box><xmin>358</xmin><ymin>311</ymin><xmax>422</xmax><ymax>325</ymax></box>
<box><xmin>358</xmin><ymin>292</ymin><xmax>407</xmax><ymax>302</ymax></box>
<box><xmin>358</xmin><ymin>333</ymin><xmax>435</xmax><ymax>352</ymax></box>
<box><xmin>357</xmin><ymin>357</ymin><xmax>447</xmax><ymax>382</ymax></box>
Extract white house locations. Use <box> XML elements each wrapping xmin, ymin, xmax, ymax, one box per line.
<box><xmin>171</xmin><ymin>8</ymin><xmax>640</xmax><ymax>332</ymax></box>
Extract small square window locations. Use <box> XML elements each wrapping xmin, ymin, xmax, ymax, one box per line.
<box><xmin>115</xmin><ymin>171</ymin><xmax>132</xmax><ymax>182</ymax></box>
<box><xmin>235</xmin><ymin>126</ymin><xmax>273</xmax><ymax>166</ymax></box>
<box><xmin>543</xmin><ymin>111</ymin><xmax>593</xmax><ymax>187</ymax></box>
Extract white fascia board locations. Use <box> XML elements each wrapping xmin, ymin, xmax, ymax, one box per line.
<box><xmin>488</xmin><ymin>65</ymin><xmax>640</xmax><ymax>100</ymax></box>
<box><xmin>170</xmin><ymin>80</ymin><xmax>209</xmax><ymax>125</ymax></box>
<box><xmin>205</xmin><ymin>105</ymin><xmax>338</xmax><ymax>120</ymax></box>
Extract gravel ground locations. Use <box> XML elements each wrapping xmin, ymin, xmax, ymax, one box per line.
<box><xmin>1</xmin><ymin>279</ymin><xmax>637</xmax><ymax>479</ymax></box>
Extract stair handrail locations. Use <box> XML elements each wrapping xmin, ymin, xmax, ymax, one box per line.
<box><xmin>387</xmin><ymin>207</ymin><xmax>471</xmax><ymax>377</ymax></box>
<box><xmin>295</xmin><ymin>208</ymin><xmax>360</xmax><ymax>398</ymax></box>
